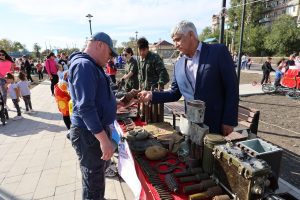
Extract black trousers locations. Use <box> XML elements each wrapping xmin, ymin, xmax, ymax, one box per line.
<box><xmin>50</xmin><ymin>74</ymin><xmax>59</xmax><ymax>95</ymax></box>
<box><xmin>12</xmin><ymin>99</ymin><xmax>21</xmax><ymax>116</ymax></box>
<box><xmin>63</xmin><ymin>115</ymin><xmax>71</xmax><ymax>130</ymax></box>
<box><xmin>22</xmin><ymin>95</ymin><xmax>32</xmax><ymax>111</ymax></box>
<box><xmin>261</xmin><ymin>72</ymin><xmax>270</xmax><ymax>84</ymax></box>
<box><xmin>38</xmin><ymin>71</ymin><xmax>43</xmax><ymax>80</ymax></box>
<box><xmin>69</xmin><ymin>127</ymin><xmax>110</xmax><ymax>200</ymax></box>
<box><xmin>26</xmin><ymin>70</ymin><xmax>33</xmax><ymax>82</ymax></box>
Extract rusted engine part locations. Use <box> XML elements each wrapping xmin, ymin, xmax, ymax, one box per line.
<box><xmin>179</xmin><ymin>101</ymin><xmax>208</xmax><ymax>168</ymax></box>
<box><xmin>188</xmin><ymin>186</ymin><xmax>223</xmax><ymax>200</ymax></box>
<box><xmin>202</xmin><ymin>134</ymin><xmax>226</xmax><ymax>174</ymax></box>
<box><xmin>145</xmin><ymin>146</ymin><xmax>168</xmax><ymax>161</ymax></box>
<box><xmin>140</xmin><ymin>86</ymin><xmax>164</xmax><ymax>123</ymax></box>
<box><xmin>127</xmin><ymin>138</ymin><xmax>162</xmax><ymax>153</ymax></box>
<box><xmin>186</xmin><ymin>100</ymin><xmax>205</xmax><ymax>124</ymax></box>
<box><xmin>212</xmin><ymin>194</ymin><xmax>231</xmax><ymax>200</ymax></box>
<box><xmin>174</xmin><ymin>167</ymin><xmax>203</xmax><ymax>178</ymax></box>
<box><xmin>143</xmin><ymin>122</ymin><xmax>183</xmax><ymax>153</ymax></box>
<box><xmin>183</xmin><ymin>179</ymin><xmax>216</xmax><ymax>194</ymax></box>
<box><xmin>125</xmin><ymin>128</ymin><xmax>149</xmax><ymax>141</ymax></box>
<box><xmin>120</xmin><ymin>89</ymin><xmax>140</xmax><ymax>105</ymax></box>
<box><xmin>165</xmin><ymin>174</ymin><xmax>179</xmax><ymax>193</ymax></box>
<box><xmin>155</xmin><ymin>161</ymin><xmax>184</xmax><ymax>174</ymax></box>
<box><xmin>213</xmin><ymin>143</ymin><xmax>271</xmax><ymax>200</ymax></box>
<box><xmin>140</xmin><ymin>102</ymin><xmax>164</xmax><ymax>123</ymax></box>
<box><xmin>237</xmin><ymin>138</ymin><xmax>283</xmax><ymax>190</ymax></box>
<box><xmin>179</xmin><ymin>173</ymin><xmax>210</xmax><ymax>183</ymax></box>
<box><xmin>134</xmin><ymin>155</ymin><xmax>173</xmax><ymax>200</ymax></box>
<box><xmin>143</xmin><ymin>122</ymin><xmax>177</xmax><ymax>137</ymax></box>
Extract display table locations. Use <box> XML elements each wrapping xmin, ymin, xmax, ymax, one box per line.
<box><xmin>134</xmin><ymin>156</ymin><xmax>189</xmax><ymax>200</ymax></box>
<box><xmin>118</xmin><ymin>118</ymin><xmax>191</xmax><ymax>200</ymax></box>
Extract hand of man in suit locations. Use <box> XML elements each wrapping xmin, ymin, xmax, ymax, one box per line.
<box><xmin>222</xmin><ymin>124</ymin><xmax>234</xmax><ymax>136</ymax></box>
<box><xmin>137</xmin><ymin>91</ymin><xmax>152</xmax><ymax>103</ymax></box>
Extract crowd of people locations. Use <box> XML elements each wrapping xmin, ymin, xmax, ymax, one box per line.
<box><xmin>260</xmin><ymin>53</ymin><xmax>300</xmax><ymax>86</ymax></box>
<box><xmin>5</xmin><ymin>20</ymin><xmax>288</xmax><ymax>200</ymax></box>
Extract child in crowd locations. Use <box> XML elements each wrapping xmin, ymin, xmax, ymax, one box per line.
<box><xmin>36</xmin><ymin>61</ymin><xmax>44</xmax><ymax>81</ymax></box>
<box><xmin>57</xmin><ymin>64</ymin><xmax>65</xmax><ymax>81</ymax></box>
<box><xmin>274</xmin><ymin>64</ymin><xmax>284</xmax><ymax>87</ymax></box>
<box><xmin>54</xmin><ymin>80</ymin><xmax>71</xmax><ymax>130</ymax></box>
<box><xmin>5</xmin><ymin>73</ymin><xmax>22</xmax><ymax>120</ymax></box>
<box><xmin>18</xmin><ymin>72</ymin><xmax>34</xmax><ymax>114</ymax></box>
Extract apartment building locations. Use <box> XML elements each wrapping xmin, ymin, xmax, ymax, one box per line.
<box><xmin>260</xmin><ymin>0</ymin><xmax>300</xmax><ymax>25</ymax></box>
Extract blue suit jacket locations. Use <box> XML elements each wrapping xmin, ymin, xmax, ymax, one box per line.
<box><xmin>152</xmin><ymin>43</ymin><xmax>239</xmax><ymax>133</ymax></box>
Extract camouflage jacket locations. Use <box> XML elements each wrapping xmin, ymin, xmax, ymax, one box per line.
<box><xmin>139</xmin><ymin>51</ymin><xmax>169</xmax><ymax>90</ymax></box>
<box><xmin>124</xmin><ymin>57</ymin><xmax>139</xmax><ymax>92</ymax></box>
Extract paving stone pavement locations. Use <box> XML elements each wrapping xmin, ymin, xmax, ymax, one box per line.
<box><xmin>0</xmin><ymin>80</ymin><xmax>133</xmax><ymax>200</ymax></box>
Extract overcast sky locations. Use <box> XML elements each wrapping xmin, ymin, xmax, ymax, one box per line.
<box><xmin>0</xmin><ymin>0</ymin><xmax>226</xmax><ymax>51</ymax></box>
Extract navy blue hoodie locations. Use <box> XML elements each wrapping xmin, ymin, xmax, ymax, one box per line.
<box><xmin>68</xmin><ymin>52</ymin><xmax>116</xmax><ymax>134</ymax></box>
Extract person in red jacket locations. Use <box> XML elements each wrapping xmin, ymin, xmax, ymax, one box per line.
<box><xmin>45</xmin><ymin>52</ymin><xmax>58</xmax><ymax>96</ymax></box>
<box><xmin>106</xmin><ymin>56</ymin><xmax>117</xmax><ymax>83</ymax></box>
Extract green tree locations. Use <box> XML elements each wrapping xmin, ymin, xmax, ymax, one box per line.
<box><xmin>33</xmin><ymin>43</ymin><xmax>41</xmax><ymax>59</ymax></box>
<box><xmin>12</xmin><ymin>41</ymin><xmax>24</xmax><ymax>52</ymax></box>
<box><xmin>242</xmin><ymin>25</ymin><xmax>268</xmax><ymax>55</ymax></box>
<box><xmin>0</xmin><ymin>39</ymin><xmax>12</xmax><ymax>51</ymax></box>
<box><xmin>121</xmin><ymin>37</ymin><xmax>137</xmax><ymax>55</ymax></box>
<box><xmin>227</xmin><ymin>0</ymin><xmax>266</xmax><ymax>56</ymax></box>
<box><xmin>228</xmin><ymin>0</ymin><xmax>264</xmax><ymax>27</ymax></box>
<box><xmin>199</xmin><ymin>26</ymin><xmax>220</xmax><ymax>42</ymax></box>
<box><xmin>0</xmin><ymin>39</ymin><xmax>26</xmax><ymax>52</ymax></box>
<box><xmin>265</xmin><ymin>15</ymin><xmax>300</xmax><ymax>55</ymax></box>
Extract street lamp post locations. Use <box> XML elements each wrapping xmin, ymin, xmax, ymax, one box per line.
<box><xmin>86</xmin><ymin>14</ymin><xmax>93</xmax><ymax>36</ymax></box>
<box><xmin>231</xmin><ymin>19</ymin><xmax>238</xmax><ymax>53</ymax></box>
<box><xmin>237</xmin><ymin>0</ymin><xmax>246</xmax><ymax>86</ymax></box>
<box><xmin>135</xmin><ymin>31</ymin><xmax>140</xmax><ymax>70</ymax></box>
<box><xmin>219</xmin><ymin>0</ymin><xmax>227</xmax><ymax>44</ymax></box>
<box><xmin>135</xmin><ymin>31</ymin><xmax>138</xmax><ymax>55</ymax></box>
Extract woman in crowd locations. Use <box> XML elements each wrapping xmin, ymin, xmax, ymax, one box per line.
<box><xmin>120</xmin><ymin>47</ymin><xmax>139</xmax><ymax>92</ymax></box>
<box><xmin>0</xmin><ymin>50</ymin><xmax>15</xmax><ymax>105</ymax></box>
<box><xmin>106</xmin><ymin>56</ymin><xmax>117</xmax><ymax>83</ymax></box>
<box><xmin>45</xmin><ymin>52</ymin><xmax>58</xmax><ymax>96</ymax></box>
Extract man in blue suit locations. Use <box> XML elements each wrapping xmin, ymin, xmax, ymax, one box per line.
<box><xmin>138</xmin><ymin>20</ymin><xmax>239</xmax><ymax>135</ymax></box>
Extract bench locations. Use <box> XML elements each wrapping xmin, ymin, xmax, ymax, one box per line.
<box><xmin>164</xmin><ymin>103</ymin><xmax>260</xmax><ymax>135</ymax></box>
<box><xmin>236</xmin><ymin>105</ymin><xmax>260</xmax><ymax>135</ymax></box>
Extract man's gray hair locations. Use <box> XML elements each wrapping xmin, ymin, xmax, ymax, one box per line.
<box><xmin>171</xmin><ymin>20</ymin><xmax>198</xmax><ymax>38</ymax></box>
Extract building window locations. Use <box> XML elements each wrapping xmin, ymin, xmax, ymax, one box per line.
<box><xmin>293</xmin><ymin>6</ymin><xmax>296</xmax><ymax>12</ymax></box>
<box><xmin>282</xmin><ymin>9</ymin><xmax>286</xmax><ymax>14</ymax></box>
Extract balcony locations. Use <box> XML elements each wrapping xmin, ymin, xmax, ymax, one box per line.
<box><xmin>259</xmin><ymin>17</ymin><xmax>271</xmax><ymax>23</ymax></box>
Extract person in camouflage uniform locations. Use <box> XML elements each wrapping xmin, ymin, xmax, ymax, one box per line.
<box><xmin>137</xmin><ymin>37</ymin><xmax>169</xmax><ymax>91</ymax></box>
<box><xmin>120</xmin><ymin>47</ymin><xmax>139</xmax><ymax>92</ymax></box>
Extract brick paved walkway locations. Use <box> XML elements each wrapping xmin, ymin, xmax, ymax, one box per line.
<box><xmin>0</xmin><ymin>80</ymin><xmax>133</xmax><ymax>200</ymax></box>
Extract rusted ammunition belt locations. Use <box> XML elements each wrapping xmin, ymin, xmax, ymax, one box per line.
<box><xmin>135</xmin><ymin>155</ymin><xmax>173</xmax><ymax>200</ymax></box>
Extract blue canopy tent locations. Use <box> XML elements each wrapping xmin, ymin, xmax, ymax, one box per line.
<box><xmin>203</xmin><ymin>38</ymin><xmax>219</xmax><ymax>44</ymax></box>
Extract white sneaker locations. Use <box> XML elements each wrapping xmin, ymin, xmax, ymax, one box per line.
<box><xmin>13</xmin><ymin>116</ymin><xmax>23</xmax><ymax>120</ymax></box>
<box><xmin>30</xmin><ymin>109</ymin><xmax>36</xmax><ymax>114</ymax></box>
<box><xmin>24</xmin><ymin>110</ymin><xmax>30</xmax><ymax>114</ymax></box>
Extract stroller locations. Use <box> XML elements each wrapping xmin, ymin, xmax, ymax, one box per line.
<box><xmin>0</xmin><ymin>91</ymin><xmax>9</xmax><ymax>125</ymax></box>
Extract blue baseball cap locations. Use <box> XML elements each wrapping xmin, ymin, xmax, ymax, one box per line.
<box><xmin>89</xmin><ymin>32</ymin><xmax>118</xmax><ymax>57</ymax></box>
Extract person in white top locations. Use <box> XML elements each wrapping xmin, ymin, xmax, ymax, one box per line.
<box><xmin>241</xmin><ymin>54</ymin><xmax>248</xmax><ymax>70</ymax></box>
<box><xmin>5</xmin><ymin>73</ymin><xmax>22</xmax><ymax>120</ymax></box>
<box><xmin>18</xmin><ymin>72</ymin><xmax>35</xmax><ymax>114</ymax></box>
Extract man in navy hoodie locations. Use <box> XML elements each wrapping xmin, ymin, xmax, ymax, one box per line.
<box><xmin>138</xmin><ymin>21</ymin><xmax>239</xmax><ymax>136</ymax></box>
<box><xmin>68</xmin><ymin>32</ymin><xmax>118</xmax><ymax>200</ymax></box>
